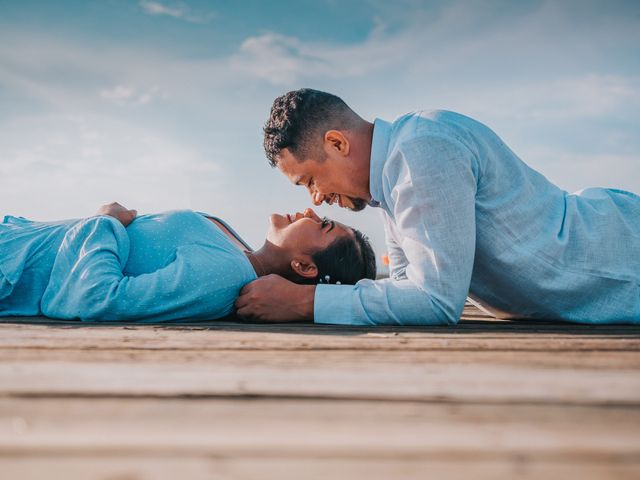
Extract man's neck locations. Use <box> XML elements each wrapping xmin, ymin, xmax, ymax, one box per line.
<box><xmin>360</xmin><ymin>121</ymin><xmax>375</xmax><ymax>201</ymax></box>
<box><xmin>346</xmin><ymin>120</ymin><xmax>375</xmax><ymax>201</ymax></box>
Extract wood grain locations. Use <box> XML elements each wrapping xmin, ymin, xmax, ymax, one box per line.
<box><xmin>0</xmin><ymin>305</ymin><xmax>638</xmax><ymax>479</ymax></box>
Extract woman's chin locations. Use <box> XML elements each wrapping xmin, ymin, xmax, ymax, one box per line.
<box><xmin>270</xmin><ymin>213</ymin><xmax>290</xmax><ymax>225</ymax></box>
<box><xmin>265</xmin><ymin>219</ymin><xmax>282</xmax><ymax>244</ymax></box>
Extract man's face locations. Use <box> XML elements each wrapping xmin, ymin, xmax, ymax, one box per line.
<box><xmin>276</xmin><ymin>148</ymin><xmax>369</xmax><ymax>211</ymax></box>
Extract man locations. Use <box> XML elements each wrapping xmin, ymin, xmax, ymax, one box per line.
<box><xmin>235</xmin><ymin>88</ymin><xmax>640</xmax><ymax>325</ymax></box>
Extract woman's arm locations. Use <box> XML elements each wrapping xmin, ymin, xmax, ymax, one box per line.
<box><xmin>41</xmin><ymin>215</ymin><xmax>237</xmax><ymax>322</ymax></box>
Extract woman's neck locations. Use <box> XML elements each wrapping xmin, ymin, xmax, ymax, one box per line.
<box><xmin>204</xmin><ymin>216</ymin><xmax>289</xmax><ymax>279</ymax></box>
<box><xmin>246</xmin><ymin>243</ymin><xmax>290</xmax><ymax>278</ymax></box>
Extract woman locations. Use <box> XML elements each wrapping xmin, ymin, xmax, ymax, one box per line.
<box><xmin>0</xmin><ymin>202</ymin><xmax>376</xmax><ymax>322</ymax></box>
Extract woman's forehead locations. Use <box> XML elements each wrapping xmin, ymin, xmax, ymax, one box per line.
<box><xmin>331</xmin><ymin>221</ymin><xmax>354</xmax><ymax>240</ymax></box>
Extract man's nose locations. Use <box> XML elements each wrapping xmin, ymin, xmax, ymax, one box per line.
<box><xmin>312</xmin><ymin>191</ymin><xmax>325</xmax><ymax>206</ymax></box>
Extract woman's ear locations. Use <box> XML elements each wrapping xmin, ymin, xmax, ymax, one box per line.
<box><xmin>291</xmin><ymin>258</ymin><xmax>318</xmax><ymax>280</ymax></box>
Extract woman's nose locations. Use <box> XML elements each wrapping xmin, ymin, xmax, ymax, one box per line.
<box><xmin>303</xmin><ymin>208</ymin><xmax>320</xmax><ymax>220</ymax></box>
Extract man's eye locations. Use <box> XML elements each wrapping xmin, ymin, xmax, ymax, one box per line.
<box><xmin>321</xmin><ymin>217</ymin><xmax>329</xmax><ymax>228</ymax></box>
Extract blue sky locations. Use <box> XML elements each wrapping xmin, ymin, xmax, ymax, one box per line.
<box><xmin>1</xmin><ymin>0</ymin><xmax>639</xmax><ymax>265</ymax></box>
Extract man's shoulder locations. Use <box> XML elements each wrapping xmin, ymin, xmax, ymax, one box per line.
<box><xmin>391</xmin><ymin>109</ymin><xmax>466</xmax><ymax>124</ymax></box>
<box><xmin>389</xmin><ymin>110</ymin><xmax>470</xmax><ymax>145</ymax></box>
<box><xmin>387</xmin><ymin>110</ymin><xmax>473</xmax><ymax>159</ymax></box>
<box><xmin>380</xmin><ymin>111</ymin><xmax>478</xmax><ymax>189</ymax></box>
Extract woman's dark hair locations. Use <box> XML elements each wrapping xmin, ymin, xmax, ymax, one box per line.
<box><xmin>302</xmin><ymin>227</ymin><xmax>377</xmax><ymax>286</ymax></box>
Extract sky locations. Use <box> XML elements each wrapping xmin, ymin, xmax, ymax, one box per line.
<box><xmin>1</xmin><ymin>0</ymin><xmax>639</xmax><ymax>269</ymax></box>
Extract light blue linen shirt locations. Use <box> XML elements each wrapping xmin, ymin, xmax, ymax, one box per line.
<box><xmin>314</xmin><ymin>111</ymin><xmax>640</xmax><ymax>325</ymax></box>
<box><xmin>0</xmin><ymin>210</ymin><xmax>256</xmax><ymax>321</ymax></box>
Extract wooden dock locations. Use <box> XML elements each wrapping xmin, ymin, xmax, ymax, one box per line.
<box><xmin>1</xmin><ymin>305</ymin><xmax>639</xmax><ymax>479</ymax></box>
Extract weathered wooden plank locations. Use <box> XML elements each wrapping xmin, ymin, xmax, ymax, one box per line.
<box><xmin>1</xmin><ymin>323</ymin><xmax>638</xmax><ymax>352</ymax></box>
<box><xmin>2</xmin><ymin>456</ymin><xmax>638</xmax><ymax>480</ymax></box>
<box><xmin>2</xmin><ymin>348</ymin><xmax>639</xmax><ymax>370</ymax></box>
<box><xmin>1</xmin><ymin>398</ymin><xmax>639</xmax><ymax>480</ymax></box>
<box><xmin>1</xmin><ymin>357</ymin><xmax>638</xmax><ymax>405</ymax></box>
<box><xmin>2</xmin><ymin>398</ymin><xmax>639</xmax><ymax>457</ymax></box>
<box><xmin>0</xmin><ymin>302</ymin><xmax>637</xmax><ymax>479</ymax></box>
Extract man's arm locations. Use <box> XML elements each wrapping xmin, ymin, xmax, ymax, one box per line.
<box><xmin>314</xmin><ymin>134</ymin><xmax>478</xmax><ymax>325</ymax></box>
<box><xmin>381</xmin><ymin>210</ymin><xmax>409</xmax><ymax>280</ymax></box>
<box><xmin>235</xmin><ymin>274</ymin><xmax>315</xmax><ymax>322</ymax></box>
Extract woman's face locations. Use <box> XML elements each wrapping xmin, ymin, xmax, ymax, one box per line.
<box><xmin>267</xmin><ymin>208</ymin><xmax>352</xmax><ymax>255</ymax></box>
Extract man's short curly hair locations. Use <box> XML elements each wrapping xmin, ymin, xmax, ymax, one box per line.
<box><xmin>263</xmin><ymin>88</ymin><xmax>355</xmax><ymax>167</ymax></box>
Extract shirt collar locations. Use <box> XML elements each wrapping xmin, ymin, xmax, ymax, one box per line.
<box><xmin>368</xmin><ymin>118</ymin><xmax>392</xmax><ymax>208</ymax></box>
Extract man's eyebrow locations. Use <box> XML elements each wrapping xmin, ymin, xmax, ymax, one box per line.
<box><xmin>328</xmin><ymin>220</ymin><xmax>335</xmax><ymax>232</ymax></box>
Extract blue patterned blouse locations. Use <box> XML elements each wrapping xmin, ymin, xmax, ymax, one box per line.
<box><xmin>0</xmin><ymin>210</ymin><xmax>257</xmax><ymax>321</ymax></box>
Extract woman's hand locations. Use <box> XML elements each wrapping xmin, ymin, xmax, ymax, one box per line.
<box><xmin>96</xmin><ymin>202</ymin><xmax>138</xmax><ymax>227</ymax></box>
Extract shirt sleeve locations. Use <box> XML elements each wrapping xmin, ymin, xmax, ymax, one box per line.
<box><xmin>315</xmin><ymin>134</ymin><xmax>478</xmax><ymax>326</ymax></box>
<box><xmin>381</xmin><ymin>210</ymin><xmax>408</xmax><ymax>281</ymax></box>
<box><xmin>41</xmin><ymin>216</ymin><xmax>234</xmax><ymax>322</ymax></box>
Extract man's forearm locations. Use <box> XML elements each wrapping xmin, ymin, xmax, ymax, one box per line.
<box><xmin>236</xmin><ymin>275</ymin><xmax>316</xmax><ymax>322</ymax></box>
<box><xmin>292</xmin><ymin>284</ymin><xmax>316</xmax><ymax>321</ymax></box>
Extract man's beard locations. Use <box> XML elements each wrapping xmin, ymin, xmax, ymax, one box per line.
<box><xmin>347</xmin><ymin>197</ymin><xmax>368</xmax><ymax>212</ymax></box>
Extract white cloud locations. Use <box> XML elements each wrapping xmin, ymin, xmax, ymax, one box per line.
<box><xmin>139</xmin><ymin>1</ymin><xmax>215</xmax><ymax>24</ymax></box>
<box><xmin>230</xmin><ymin>30</ymin><xmax>404</xmax><ymax>86</ymax></box>
<box><xmin>0</xmin><ymin>114</ymin><xmax>221</xmax><ymax>220</ymax></box>
<box><xmin>100</xmin><ymin>85</ymin><xmax>134</xmax><ymax>101</ymax></box>
<box><xmin>230</xmin><ymin>0</ymin><xmax>640</xmax><ymax>94</ymax></box>
<box><xmin>0</xmin><ymin>35</ymin><xmax>172</xmax><ymax>110</ymax></box>
<box><xmin>442</xmin><ymin>74</ymin><xmax>640</xmax><ymax>121</ymax></box>
<box><xmin>517</xmin><ymin>146</ymin><xmax>640</xmax><ymax>194</ymax></box>
<box><xmin>100</xmin><ymin>84</ymin><xmax>165</xmax><ymax>106</ymax></box>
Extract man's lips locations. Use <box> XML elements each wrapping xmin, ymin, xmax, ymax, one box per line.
<box><xmin>325</xmin><ymin>194</ymin><xmax>344</xmax><ymax>208</ymax></box>
<box><xmin>325</xmin><ymin>193</ymin><xmax>339</xmax><ymax>206</ymax></box>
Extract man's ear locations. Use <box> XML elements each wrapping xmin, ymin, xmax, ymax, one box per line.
<box><xmin>291</xmin><ymin>258</ymin><xmax>318</xmax><ymax>280</ymax></box>
<box><xmin>324</xmin><ymin>130</ymin><xmax>350</xmax><ymax>156</ymax></box>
